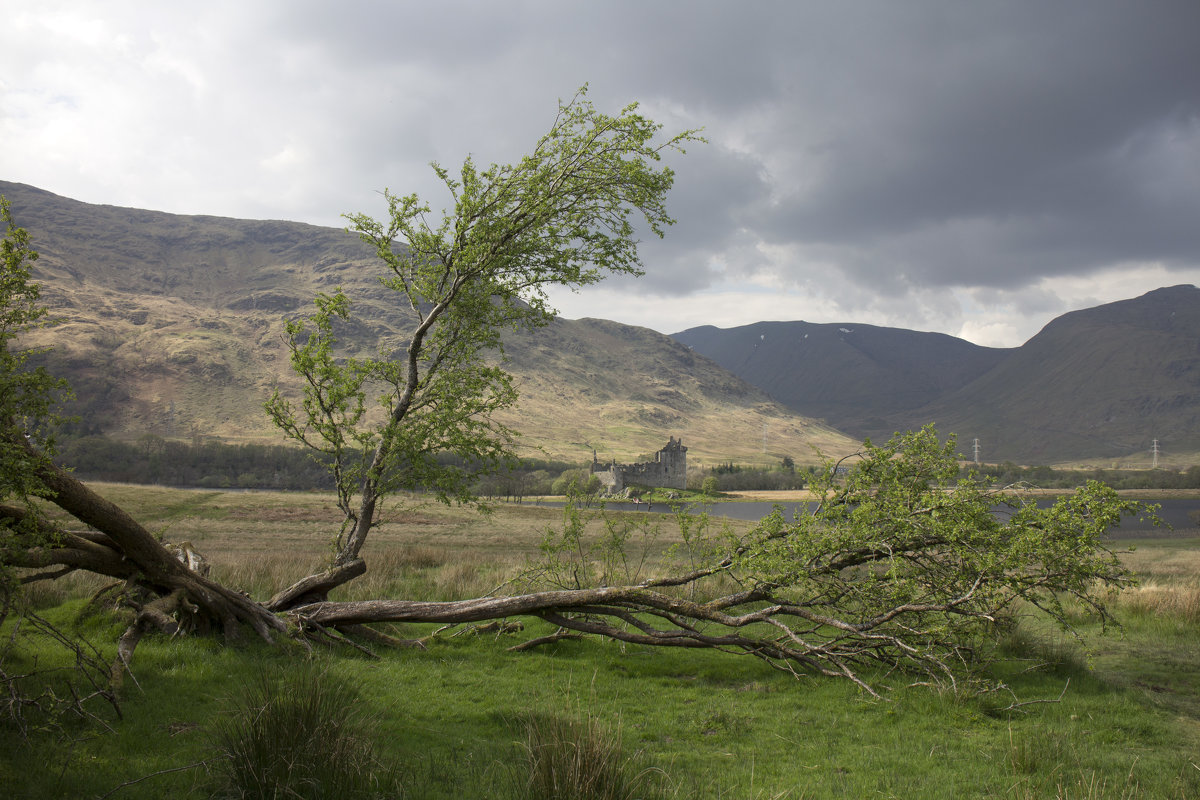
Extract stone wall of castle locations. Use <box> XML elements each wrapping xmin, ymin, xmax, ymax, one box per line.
<box><xmin>591</xmin><ymin>437</ymin><xmax>687</xmax><ymax>493</ymax></box>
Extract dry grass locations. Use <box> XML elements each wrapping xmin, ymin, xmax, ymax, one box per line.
<box><xmin>727</xmin><ymin>489</ymin><xmax>820</xmax><ymax>502</ymax></box>
<box><xmin>518</xmin><ymin>709</ymin><xmax>674</xmax><ymax>800</ymax></box>
<box><xmin>29</xmin><ymin>484</ymin><xmax>757</xmax><ymax>605</ymax></box>
<box><xmin>1118</xmin><ymin>581</ymin><xmax>1200</xmax><ymax>624</ymax></box>
<box><xmin>1118</xmin><ymin>541</ymin><xmax>1200</xmax><ymax>582</ymax></box>
<box><xmin>39</xmin><ymin>483</ymin><xmax>1200</xmax><ymax>621</ymax></box>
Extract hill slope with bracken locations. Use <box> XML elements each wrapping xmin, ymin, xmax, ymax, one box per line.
<box><xmin>1</xmin><ymin>180</ymin><xmax>855</xmax><ymax>466</ymax></box>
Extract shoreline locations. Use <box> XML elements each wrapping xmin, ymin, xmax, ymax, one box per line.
<box><xmin>729</xmin><ymin>487</ymin><xmax>1200</xmax><ymax>502</ymax></box>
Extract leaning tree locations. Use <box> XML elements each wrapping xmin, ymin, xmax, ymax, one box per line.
<box><xmin>262</xmin><ymin>86</ymin><xmax>701</xmax><ymax>611</ymax></box>
<box><xmin>0</xmin><ymin>89</ymin><xmax>1150</xmax><ymax>699</ymax></box>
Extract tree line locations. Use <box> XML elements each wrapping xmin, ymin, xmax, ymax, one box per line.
<box><xmin>55</xmin><ymin>434</ymin><xmax>335</xmax><ymax>490</ymax></box>
<box><xmin>969</xmin><ymin>462</ymin><xmax>1200</xmax><ymax>491</ymax></box>
<box><xmin>54</xmin><ymin>435</ymin><xmax>817</xmax><ymax>497</ymax></box>
<box><xmin>54</xmin><ymin>434</ymin><xmax>1198</xmax><ymax>495</ymax></box>
<box><xmin>56</xmin><ymin>434</ymin><xmax>585</xmax><ymax>496</ymax></box>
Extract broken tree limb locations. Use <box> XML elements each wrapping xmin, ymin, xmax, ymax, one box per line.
<box><xmin>265</xmin><ymin>558</ymin><xmax>367</xmax><ymax>611</ymax></box>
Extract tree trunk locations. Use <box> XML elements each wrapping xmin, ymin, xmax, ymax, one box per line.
<box><xmin>21</xmin><ymin>440</ymin><xmax>287</xmax><ymax>643</ymax></box>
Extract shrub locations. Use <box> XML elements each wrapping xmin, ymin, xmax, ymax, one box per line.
<box><xmin>518</xmin><ymin>710</ymin><xmax>673</xmax><ymax>800</ymax></box>
<box><xmin>209</xmin><ymin>663</ymin><xmax>401</xmax><ymax>799</ymax></box>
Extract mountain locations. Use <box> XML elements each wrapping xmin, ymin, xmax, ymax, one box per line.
<box><xmin>671</xmin><ymin>321</ymin><xmax>1007</xmax><ymax>439</ymax></box>
<box><xmin>910</xmin><ymin>285</ymin><xmax>1200</xmax><ymax>464</ymax></box>
<box><xmin>1</xmin><ymin>181</ymin><xmax>855</xmax><ymax>465</ymax></box>
<box><xmin>673</xmin><ymin>287</ymin><xmax>1200</xmax><ymax>465</ymax></box>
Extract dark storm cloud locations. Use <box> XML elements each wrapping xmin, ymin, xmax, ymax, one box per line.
<box><xmin>4</xmin><ymin>0</ymin><xmax>1198</xmax><ymax>344</ymax></box>
<box><xmin>322</xmin><ymin>0</ymin><xmax>1199</xmax><ymax>300</ymax></box>
<box><xmin>747</xmin><ymin>1</ymin><xmax>1200</xmax><ymax>289</ymax></box>
<box><xmin>619</xmin><ymin>143</ymin><xmax>773</xmax><ymax>294</ymax></box>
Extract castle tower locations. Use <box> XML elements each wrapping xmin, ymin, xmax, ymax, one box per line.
<box><xmin>655</xmin><ymin>437</ymin><xmax>687</xmax><ymax>489</ymax></box>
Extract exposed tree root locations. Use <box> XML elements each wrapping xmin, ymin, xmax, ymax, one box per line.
<box><xmin>112</xmin><ymin>589</ymin><xmax>187</xmax><ymax>691</ymax></box>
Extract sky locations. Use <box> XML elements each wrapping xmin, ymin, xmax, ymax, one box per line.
<box><xmin>2</xmin><ymin>1</ymin><xmax>1199</xmax><ymax>348</ymax></box>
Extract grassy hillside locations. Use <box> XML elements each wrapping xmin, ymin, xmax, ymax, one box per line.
<box><xmin>500</xmin><ymin>316</ymin><xmax>852</xmax><ymax>464</ymax></box>
<box><xmin>2</xmin><ymin>180</ymin><xmax>856</xmax><ymax>466</ymax></box>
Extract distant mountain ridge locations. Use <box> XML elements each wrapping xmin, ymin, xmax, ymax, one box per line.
<box><xmin>671</xmin><ymin>321</ymin><xmax>1008</xmax><ymax>439</ymax></box>
<box><xmin>673</xmin><ymin>285</ymin><xmax>1200</xmax><ymax>464</ymax></box>
<box><xmin>913</xmin><ymin>285</ymin><xmax>1200</xmax><ymax>463</ymax></box>
<box><xmin>1</xmin><ymin>180</ymin><xmax>855</xmax><ymax>466</ymax></box>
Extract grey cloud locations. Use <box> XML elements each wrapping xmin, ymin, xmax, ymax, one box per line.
<box><xmin>625</xmin><ymin>144</ymin><xmax>773</xmax><ymax>293</ymax></box>
<box><xmin>752</xmin><ymin>0</ymin><xmax>1200</xmax><ymax>290</ymax></box>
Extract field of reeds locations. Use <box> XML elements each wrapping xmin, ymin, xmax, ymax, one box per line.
<box><xmin>5</xmin><ymin>484</ymin><xmax>1200</xmax><ymax>798</ymax></box>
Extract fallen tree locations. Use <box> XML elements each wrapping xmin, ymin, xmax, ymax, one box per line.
<box><xmin>0</xmin><ymin>91</ymin><xmax>1150</xmax><ymax>704</ymax></box>
<box><xmin>284</xmin><ymin>428</ymin><xmax>1147</xmax><ymax>696</ymax></box>
<box><xmin>6</xmin><ymin>421</ymin><xmax>1148</xmax><ymax>698</ymax></box>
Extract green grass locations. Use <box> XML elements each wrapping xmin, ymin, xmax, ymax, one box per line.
<box><xmin>5</xmin><ymin>607</ymin><xmax>1199</xmax><ymax>799</ymax></box>
<box><xmin>5</xmin><ymin>489</ymin><xmax>1200</xmax><ymax>798</ymax></box>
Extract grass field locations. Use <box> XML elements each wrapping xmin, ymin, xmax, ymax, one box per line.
<box><xmin>4</xmin><ymin>484</ymin><xmax>1200</xmax><ymax>798</ymax></box>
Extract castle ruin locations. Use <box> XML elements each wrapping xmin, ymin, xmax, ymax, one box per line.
<box><xmin>590</xmin><ymin>437</ymin><xmax>687</xmax><ymax>494</ymax></box>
